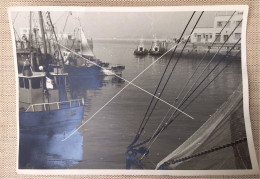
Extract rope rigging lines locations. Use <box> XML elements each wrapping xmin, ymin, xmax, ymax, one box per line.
<box><xmin>130</xmin><ymin>11</ymin><xmax>197</xmax><ymax>147</ymax></box>
<box><xmin>52</xmin><ymin>25</ymin><xmax>193</xmax><ymax>142</ymax></box>
<box><xmin>127</xmin><ymin>11</ymin><xmax>243</xmax><ymax>169</ymax></box>
<box><xmin>144</xmin><ymin>33</ymin><xmax>241</xmax><ymax>153</ymax></box>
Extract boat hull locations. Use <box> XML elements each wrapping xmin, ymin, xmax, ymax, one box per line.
<box><xmin>64</xmin><ymin>64</ymin><xmax>102</xmax><ymax>77</ymax></box>
<box><xmin>149</xmin><ymin>49</ymin><xmax>166</xmax><ymax>56</ymax></box>
<box><xmin>19</xmin><ymin>105</ymin><xmax>84</xmax><ymax>135</ymax></box>
<box><xmin>134</xmin><ymin>49</ymin><xmax>148</xmax><ymax>56</ymax></box>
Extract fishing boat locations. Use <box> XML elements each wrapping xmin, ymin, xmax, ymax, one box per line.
<box><xmin>149</xmin><ymin>39</ymin><xmax>168</xmax><ymax>56</ymax></box>
<box><xmin>134</xmin><ymin>39</ymin><xmax>148</xmax><ymax>56</ymax></box>
<box><xmin>60</xmin><ymin>27</ymin><xmax>103</xmax><ymax>77</ymax></box>
<box><xmin>16</xmin><ymin>11</ymin><xmax>85</xmax><ymax>168</ymax></box>
<box><xmin>18</xmin><ymin>12</ymin><xmax>84</xmax><ymax>134</ymax></box>
<box><xmin>19</xmin><ymin>68</ymin><xmax>84</xmax><ymax>134</ymax></box>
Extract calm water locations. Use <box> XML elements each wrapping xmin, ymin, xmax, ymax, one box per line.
<box><xmin>64</xmin><ymin>40</ymin><xmax>242</xmax><ymax>169</ymax></box>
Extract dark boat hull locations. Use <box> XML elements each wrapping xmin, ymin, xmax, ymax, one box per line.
<box><xmin>19</xmin><ymin>105</ymin><xmax>84</xmax><ymax>135</ymax></box>
<box><xmin>64</xmin><ymin>64</ymin><xmax>102</xmax><ymax>77</ymax></box>
<box><xmin>149</xmin><ymin>49</ymin><xmax>166</xmax><ymax>56</ymax></box>
<box><xmin>19</xmin><ymin>105</ymin><xmax>84</xmax><ymax>169</ymax></box>
<box><xmin>134</xmin><ymin>49</ymin><xmax>148</xmax><ymax>56</ymax></box>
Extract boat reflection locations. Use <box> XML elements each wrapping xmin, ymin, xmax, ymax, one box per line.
<box><xmin>19</xmin><ymin>129</ymin><xmax>83</xmax><ymax>169</ymax></box>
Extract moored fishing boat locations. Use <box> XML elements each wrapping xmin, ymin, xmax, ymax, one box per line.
<box><xmin>19</xmin><ymin>69</ymin><xmax>84</xmax><ymax>135</ymax></box>
<box><xmin>16</xmin><ymin>11</ymin><xmax>85</xmax><ymax>168</ymax></box>
<box><xmin>134</xmin><ymin>39</ymin><xmax>148</xmax><ymax>56</ymax></box>
<box><xmin>149</xmin><ymin>39</ymin><xmax>167</xmax><ymax>56</ymax></box>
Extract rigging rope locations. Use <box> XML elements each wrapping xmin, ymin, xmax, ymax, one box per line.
<box><xmin>53</xmin><ymin>12</ymin><xmax>67</xmax><ymax>25</ymax></box>
<box><xmin>143</xmin><ymin>39</ymin><xmax>241</xmax><ymax>152</ymax></box>
<box><xmin>132</xmin><ymin>11</ymin><xmax>196</xmax><ymax>144</ymax></box>
<box><xmin>149</xmin><ymin>11</ymin><xmax>236</xmax><ymax>146</ymax></box>
<box><xmin>133</xmin><ymin>37</ymin><xmax>241</xmax><ymax>151</ymax></box>
<box><xmin>169</xmin><ymin>38</ymin><xmax>241</xmax><ymax>121</ymax></box>
<box><xmin>145</xmin><ymin>20</ymin><xmax>242</xmax><ymax>147</ymax></box>
<box><xmin>140</xmin><ymin>12</ymin><xmax>205</xmax><ymax>139</ymax></box>
<box><xmin>126</xmin><ymin>12</ymin><xmax>206</xmax><ymax>168</ymax></box>
<box><xmin>170</xmin><ymin>20</ymin><xmax>242</xmax><ymax>117</ymax></box>
<box><xmin>171</xmin><ymin>49</ymin><xmax>241</xmax><ymax>121</ymax></box>
<box><xmin>136</xmin><ymin>15</ymin><xmax>241</xmax><ymax>152</ymax></box>
<box><xmin>173</xmin><ymin>11</ymin><xmax>236</xmax><ymax>105</ymax></box>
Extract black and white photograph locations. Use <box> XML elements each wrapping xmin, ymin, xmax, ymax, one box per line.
<box><xmin>8</xmin><ymin>6</ymin><xmax>259</xmax><ymax>175</ymax></box>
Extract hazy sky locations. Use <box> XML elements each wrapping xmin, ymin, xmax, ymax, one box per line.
<box><xmin>12</xmin><ymin>11</ymin><xmax>216</xmax><ymax>39</ymax></box>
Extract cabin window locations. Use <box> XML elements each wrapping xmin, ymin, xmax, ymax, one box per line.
<box><xmin>24</xmin><ymin>78</ymin><xmax>29</xmax><ymax>89</ymax></box>
<box><xmin>31</xmin><ymin>78</ymin><xmax>42</xmax><ymax>89</ymax></box>
<box><xmin>223</xmin><ymin>35</ymin><xmax>229</xmax><ymax>42</ymax></box>
<box><xmin>215</xmin><ymin>34</ymin><xmax>221</xmax><ymax>42</ymax></box>
<box><xmin>19</xmin><ymin>78</ymin><xmax>24</xmax><ymax>88</ymax></box>
<box><xmin>217</xmin><ymin>21</ymin><xmax>222</xmax><ymax>27</ymax></box>
<box><xmin>209</xmin><ymin>34</ymin><xmax>212</xmax><ymax>38</ymax></box>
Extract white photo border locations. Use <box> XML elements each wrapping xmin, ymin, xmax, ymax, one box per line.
<box><xmin>8</xmin><ymin>5</ymin><xmax>259</xmax><ymax>175</ymax></box>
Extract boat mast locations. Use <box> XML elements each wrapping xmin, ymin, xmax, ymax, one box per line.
<box><xmin>39</xmin><ymin>11</ymin><xmax>50</xmax><ymax>104</ymax></box>
<box><xmin>29</xmin><ymin>12</ymin><xmax>32</xmax><ymax>48</ymax></box>
<box><xmin>39</xmin><ymin>11</ymin><xmax>48</xmax><ymax>57</ymax></box>
<box><xmin>46</xmin><ymin>11</ymin><xmax>65</xmax><ymax>69</ymax></box>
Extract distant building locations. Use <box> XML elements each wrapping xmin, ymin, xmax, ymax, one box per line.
<box><xmin>190</xmin><ymin>27</ymin><xmax>214</xmax><ymax>43</ymax></box>
<box><xmin>191</xmin><ymin>11</ymin><xmax>243</xmax><ymax>44</ymax></box>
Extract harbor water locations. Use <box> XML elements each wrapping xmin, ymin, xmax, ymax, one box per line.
<box><xmin>20</xmin><ymin>40</ymin><xmax>243</xmax><ymax>169</ymax></box>
<box><xmin>67</xmin><ymin>40</ymin><xmax>242</xmax><ymax>169</ymax></box>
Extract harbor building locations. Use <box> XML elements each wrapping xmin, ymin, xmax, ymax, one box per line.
<box><xmin>191</xmin><ymin>11</ymin><xmax>242</xmax><ymax>44</ymax></box>
<box><xmin>190</xmin><ymin>27</ymin><xmax>214</xmax><ymax>43</ymax></box>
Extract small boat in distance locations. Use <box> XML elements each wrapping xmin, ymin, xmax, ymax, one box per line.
<box><xmin>149</xmin><ymin>39</ymin><xmax>167</xmax><ymax>56</ymax></box>
<box><xmin>134</xmin><ymin>39</ymin><xmax>148</xmax><ymax>56</ymax></box>
<box><xmin>101</xmin><ymin>64</ymin><xmax>125</xmax><ymax>76</ymax></box>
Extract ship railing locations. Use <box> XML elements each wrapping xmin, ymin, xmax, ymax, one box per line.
<box><xmin>25</xmin><ymin>98</ymin><xmax>84</xmax><ymax>112</ymax></box>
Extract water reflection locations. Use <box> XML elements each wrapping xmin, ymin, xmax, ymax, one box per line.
<box><xmin>19</xmin><ymin>40</ymin><xmax>243</xmax><ymax>169</ymax></box>
<box><xmin>19</xmin><ymin>130</ymin><xmax>83</xmax><ymax>169</ymax></box>
<box><xmin>19</xmin><ymin>70</ymin><xmax>107</xmax><ymax>169</ymax></box>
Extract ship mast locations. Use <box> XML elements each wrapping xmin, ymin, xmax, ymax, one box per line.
<box><xmin>39</xmin><ymin>11</ymin><xmax>48</xmax><ymax>58</ymax></box>
<box><xmin>46</xmin><ymin>11</ymin><xmax>65</xmax><ymax>70</ymax></box>
<box><xmin>29</xmin><ymin>12</ymin><xmax>32</xmax><ymax>48</ymax></box>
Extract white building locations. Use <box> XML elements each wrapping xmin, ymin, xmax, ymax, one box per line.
<box><xmin>191</xmin><ymin>11</ymin><xmax>243</xmax><ymax>44</ymax></box>
<box><xmin>190</xmin><ymin>27</ymin><xmax>214</xmax><ymax>43</ymax></box>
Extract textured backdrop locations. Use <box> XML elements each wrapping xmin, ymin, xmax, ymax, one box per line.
<box><xmin>0</xmin><ymin>0</ymin><xmax>259</xmax><ymax>178</ymax></box>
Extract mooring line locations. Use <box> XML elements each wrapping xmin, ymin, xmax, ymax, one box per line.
<box><xmin>54</xmin><ymin>37</ymin><xmax>194</xmax><ymax>141</ymax></box>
